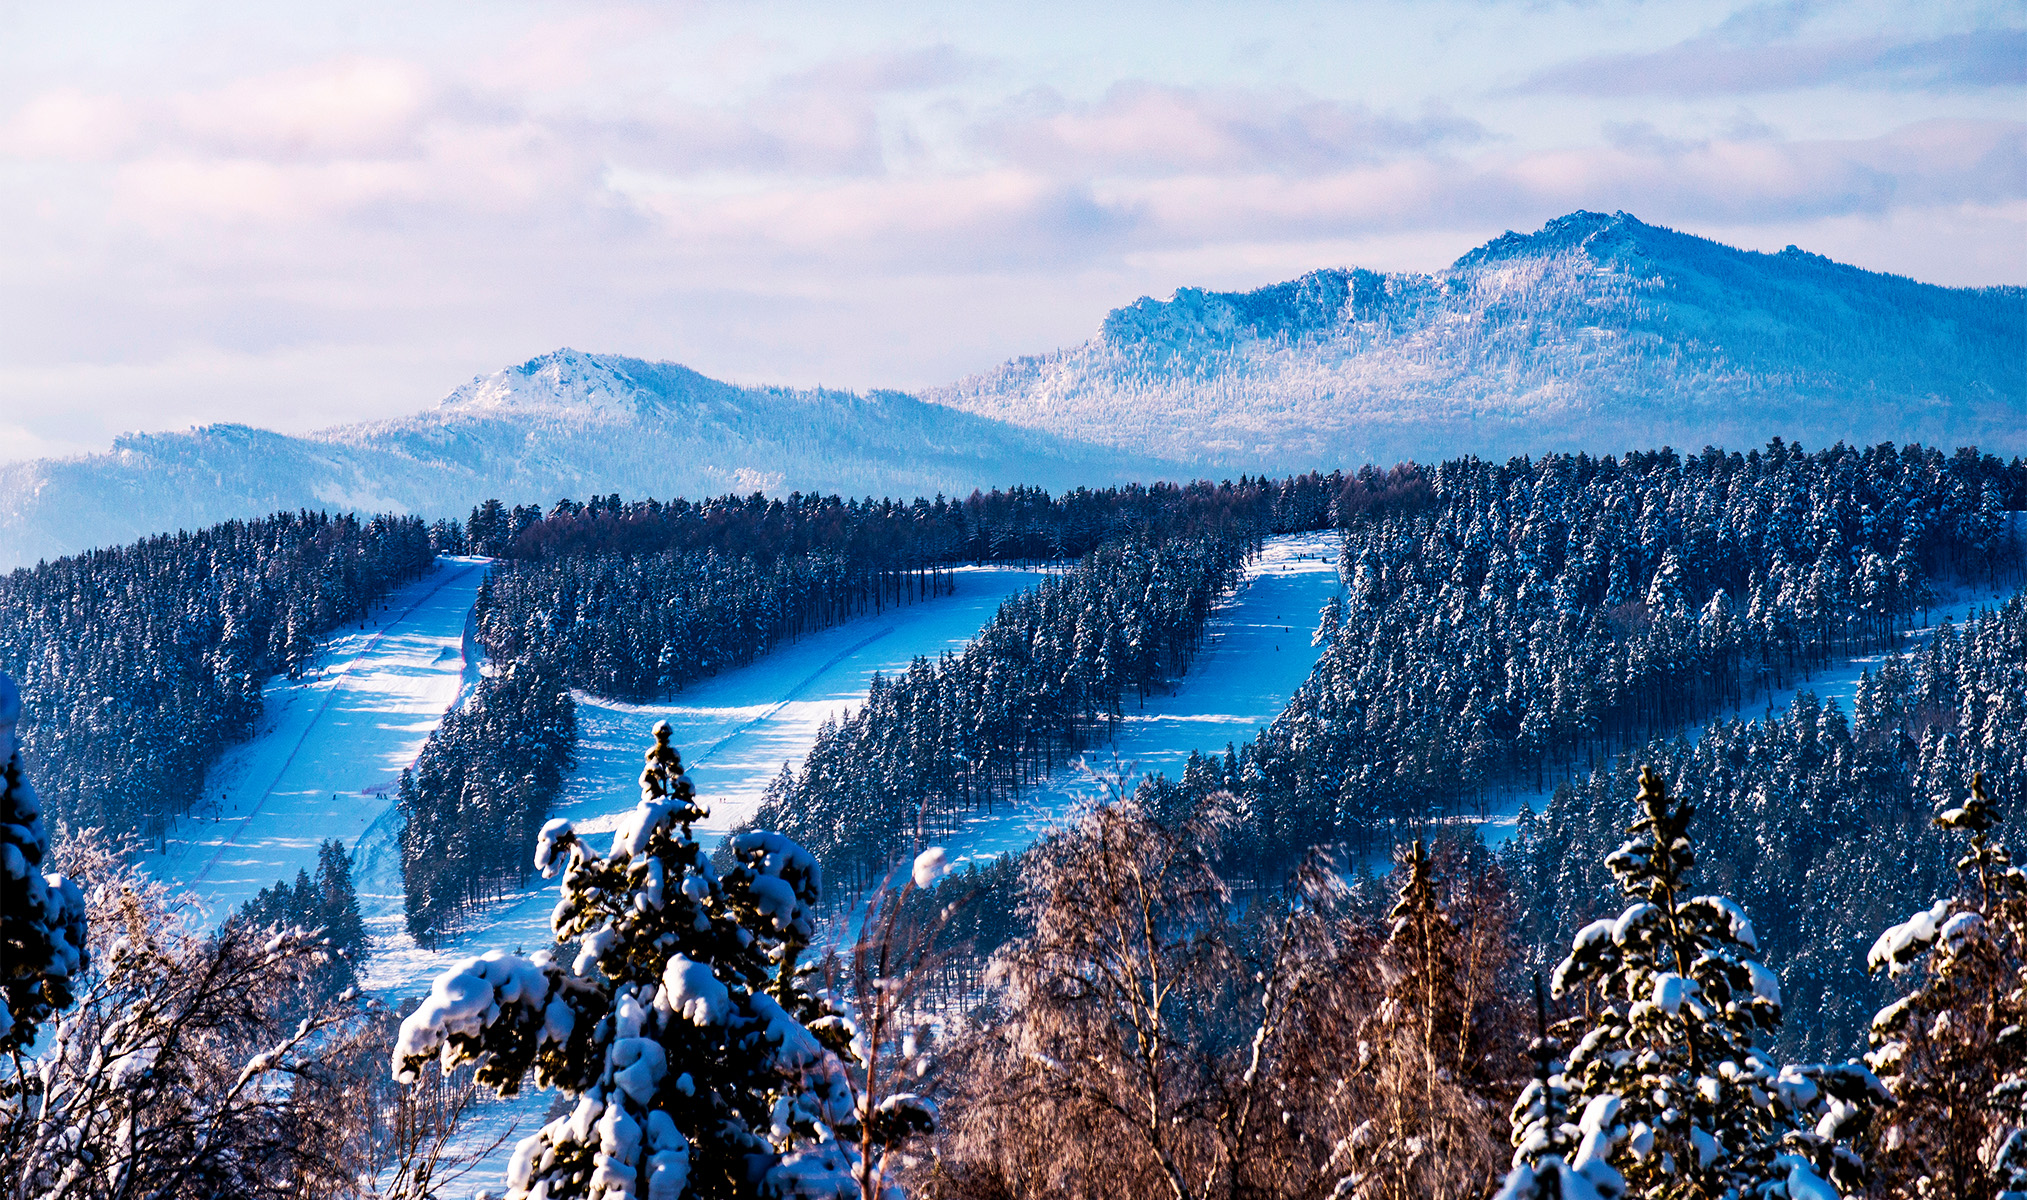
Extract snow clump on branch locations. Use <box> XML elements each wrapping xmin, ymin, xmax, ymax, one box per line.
<box><xmin>392</xmin><ymin>719</ymin><xmax>929</xmax><ymax>1199</ymax></box>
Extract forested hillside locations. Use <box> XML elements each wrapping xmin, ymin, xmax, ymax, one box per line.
<box><xmin>396</xmin><ymin>476</ymin><xmax>1344</xmax><ymax>937</ymax></box>
<box><xmin>0</xmin><ymin>511</ymin><xmax>438</xmax><ymax>838</ymax></box>
<box><xmin>1131</xmin><ymin>441</ymin><xmax>2023</xmax><ymax>874</ymax></box>
<box><xmin>749</xmin><ymin>531</ymin><xmax>1254</xmax><ymax>891</ymax></box>
<box><xmin>5</xmin><ymin>441</ymin><xmax>2024</xmax><ymax>1199</ymax></box>
<box><xmin>1508</xmin><ymin>593</ymin><xmax>2027</xmax><ymax>1062</ymax></box>
<box><xmin>934</xmin><ymin>211</ymin><xmax>2027</xmax><ymax>470</ymax></box>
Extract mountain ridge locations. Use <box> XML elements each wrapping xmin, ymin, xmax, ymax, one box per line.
<box><xmin>6</xmin><ymin>212</ymin><xmax>2021</xmax><ymax>569</ymax></box>
<box><xmin>930</xmin><ymin>210</ymin><xmax>2026</xmax><ymax>470</ymax></box>
<box><xmin>0</xmin><ymin>350</ymin><xmax>1181</xmax><ymax>569</ymax></box>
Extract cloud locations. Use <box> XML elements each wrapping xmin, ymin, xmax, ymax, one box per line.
<box><xmin>0</xmin><ymin>4</ymin><xmax>2021</xmax><ymax>467</ymax></box>
<box><xmin>0</xmin><ymin>89</ymin><xmax>139</xmax><ymax>160</ymax></box>
<box><xmin>777</xmin><ymin>42</ymin><xmax>985</xmax><ymax>94</ymax></box>
<box><xmin>1518</xmin><ymin>29</ymin><xmax>2027</xmax><ymax>97</ymax></box>
<box><xmin>172</xmin><ymin>59</ymin><xmax>436</xmax><ymax>159</ymax></box>
<box><xmin>976</xmin><ymin>82</ymin><xmax>1485</xmax><ymax>177</ymax></box>
<box><xmin>594</xmin><ymin>114</ymin><xmax>2027</xmax><ymax>280</ymax></box>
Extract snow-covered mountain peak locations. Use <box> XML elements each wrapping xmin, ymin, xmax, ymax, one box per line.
<box><xmin>0</xmin><ymin>348</ymin><xmax>1178</xmax><ymax>568</ymax></box>
<box><xmin>1449</xmin><ymin>209</ymin><xmax>1646</xmax><ymax>271</ymax></box>
<box><xmin>435</xmin><ymin>349</ymin><xmax>660</xmax><ymax>422</ymax></box>
<box><xmin>931</xmin><ymin>210</ymin><xmax>2025</xmax><ymax>470</ymax></box>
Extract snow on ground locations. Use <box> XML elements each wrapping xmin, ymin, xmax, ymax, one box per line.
<box><xmin>359</xmin><ymin>564</ymin><xmax>1059</xmax><ymax>998</ymax></box>
<box><xmin>929</xmin><ymin>531</ymin><xmax>1344</xmax><ymax>870</ymax></box>
<box><xmin>141</xmin><ymin>557</ymin><xmax>489</xmax><ymax>919</ymax></box>
<box><xmin>364</xmin><ymin>535</ymin><xmax>1342</xmax><ymax>1171</ymax></box>
<box><xmin>355</xmin><ymin>565</ymin><xmax>1061</xmax><ymax>1169</ymax></box>
<box><xmin>1693</xmin><ymin>581</ymin><xmax>2022</xmax><ymax>740</ymax></box>
<box><xmin>362</xmin><ymin>535</ymin><xmax>1347</xmax><ymax>1002</ymax></box>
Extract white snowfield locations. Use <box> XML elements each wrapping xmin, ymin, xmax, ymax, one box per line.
<box><xmin>362</xmin><ymin>534</ymin><xmax>1347</xmax><ymax>999</ymax></box>
<box><xmin>359</xmin><ymin>534</ymin><xmax>1346</xmax><ymax>1171</ymax></box>
<box><xmin>1471</xmin><ymin>576</ymin><xmax>2027</xmax><ymax>849</ymax></box>
<box><xmin>142</xmin><ymin>557</ymin><xmax>490</xmax><ymax>918</ymax></box>
<box><xmin>141</xmin><ymin>535</ymin><xmax>1344</xmax><ymax>1007</ymax></box>
<box><xmin>360</xmin><ymin>564</ymin><xmax>1060</xmax><ymax>998</ymax></box>
<box><xmin>933</xmin><ymin>530</ymin><xmax>1345</xmax><ymax>867</ymax></box>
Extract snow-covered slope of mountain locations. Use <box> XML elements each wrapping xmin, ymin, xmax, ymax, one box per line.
<box><xmin>0</xmin><ymin>351</ymin><xmax>1179</xmax><ymax>569</ymax></box>
<box><xmin>929</xmin><ymin>211</ymin><xmax>2027</xmax><ymax>470</ymax></box>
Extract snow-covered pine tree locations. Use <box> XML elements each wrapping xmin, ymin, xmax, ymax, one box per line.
<box><xmin>0</xmin><ymin>671</ymin><xmax>87</xmax><ymax>1055</ymax></box>
<box><xmin>1544</xmin><ymin>767</ymin><xmax>1885</xmax><ymax>1199</ymax></box>
<box><xmin>236</xmin><ymin>837</ymin><xmax>368</xmax><ymax>997</ymax></box>
<box><xmin>1494</xmin><ymin>979</ymin><xmax>1626</xmax><ymax>1200</ymax></box>
<box><xmin>1865</xmin><ymin>772</ymin><xmax>2027</xmax><ymax>1199</ymax></box>
<box><xmin>392</xmin><ymin>721</ymin><xmax>909</xmax><ymax>1200</ymax></box>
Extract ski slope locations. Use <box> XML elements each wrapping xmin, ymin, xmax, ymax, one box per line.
<box><xmin>360</xmin><ymin>565</ymin><xmax>1059</xmax><ymax>996</ymax></box>
<box><xmin>142</xmin><ymin>557</ymin><xmax>489</xmax><ymax>917</ymax></box>
<box><xmin>137</xmin><ymin>531</ymin><xmax>1346</xmax><ymax>1003</ymax></box>
<box><xmin>358</xmin><ymin>534</ymin><xmax>1345</xmax><ymax>1173</ymax></box>
<box><xmin>933</xmin><ymin>531</ymin><xmax>1345</xmax><ymax>867</ymax></box>
<box><xmin>1471</xmin><ymin>577</ymin><xmax>2027</xmax><ymax>849</ymax></box>
<box><xmin>361</xmin><ymin>533</ymin><xmax>1348</xmax><ymax>997</ymax></box>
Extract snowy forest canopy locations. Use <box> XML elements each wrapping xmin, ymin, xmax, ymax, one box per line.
<box><xmin>0</xmin><ymin>510</ymin><xmax>438</xmax><ymax>840</ymax></box>
<box><xmin>3</xmin><ymin>439</ymin><xmax>2027</xmax><ymax>1198</ymax></box>
<box><xmin>399</xmin><ymin>475</ymin><xmax>1344</xmax><ymax>936</ymax></box>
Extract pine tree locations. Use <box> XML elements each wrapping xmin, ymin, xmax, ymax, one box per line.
<box><xmin>391</xmin><ymin>722</ymin><xmax>911</xmax><ymax>1199</ymax></box>
<box><xmin>236</xmin><ymin>837</ymin><xmax>368</xmax><ymax>998</ymax></box>
<box><xmin>313</xmin><ymin>837</ymin><xmax>366</xmax><ymax>958</ymax></box>
<box><xmin>1545</xmin><ymin>767</ymin><xmax>1884</xmax><ymax>1198</ymax></box>
<box><xmin>1342</xmin><ymin>839</ymin><xmax>1517</xmax><ymax>1199</ymax></box>
<box><xmin>1494</xmin><ymin>979</ymin><xmax>1626</xmax><ymax>1200</ymax></box>
<box><xmin>1865</xmin><ymin>772</ymin><xmax>2027</xmax><ymax>1199</ymax></box>
<box><xmin>0</xmin><ymin>672</ymin><xmax>88</xmax><ymax>1055</ymax></box>
<box><xmin>7</xmin><ymin>831</ymin><xmax>391</xmax><ymax>1195</ymax></box>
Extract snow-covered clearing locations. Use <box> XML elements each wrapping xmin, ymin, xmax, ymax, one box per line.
<box><xmin>354</xmin><ymin>566</ymin><xmax>1062</xmax><ymax>1164</ymax></box>
<box><xmin>930</xmin><ymin>531</ymin><xmax>1344</xmax><ymax>870</ymax></box>
<box><xmin>141</xmin><ymin>557</ymin><xmax>489</xmax><ymax>918</ymax></box>
<box><xmin>362</xmin><ymin>533</ymin><xmax>1346</xmax><ymax>1000</ymax></box>
<box><xmin>360</xmin><ymin>565</ymin><xmax>1058</xmax><ymax>998</ymax></box>
<box><xmin>1694</xmin><ymin>582</ymin><xmax>2022</xmax><ymax>739</ymax></box>
<box><xmin>363</xmin><ymin>536</ymin><xmax>1342</xmax><ymax>1170</ymax></box>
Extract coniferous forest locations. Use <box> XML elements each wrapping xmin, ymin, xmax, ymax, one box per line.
<box><xmin>0</xmin><ymin>511</ymin><xmax>436</xmax><ymax>839</ymax></box>
<box><xmin>2</xmin><ymin>440</ymin><xmax>2026</xmax><ymax>1199</ymax></box>
<box><xmin>398</xmin><ymin>476</ymin><xmax>1341</xmax><ymax>934</ymax></box>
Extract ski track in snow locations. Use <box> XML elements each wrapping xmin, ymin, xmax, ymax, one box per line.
<box><xmin>369</xmin><ymin>534</ymin><xmax>1345</xmax><ymax>1167</ymax></box>
<box><xmin>359</xmin><ymin>564</ymin><xmax>1062</xmax><ymax>999</ymax></box>
<box><xmin>355</xmin><ymin>565</ymin><xmax>1072</xmax><ymax>1166</ymax></box>
<box><xmin>142</xmin><ymin>557</ymin><xmax>490</xmax><ymax>919</ymax></box>
<box><xmin>363</xmin><ymin>534</ymin><xmax>1348</xmax><ymax>997</ymax></box>
<box><xmin>929</xmin><ymin>531</ymin><xmax>1345</xmax><ymax>871</ymax></box>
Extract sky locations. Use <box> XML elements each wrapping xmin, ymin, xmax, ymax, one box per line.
<box><xmin>0</xmin><ymin>0</ymin><xmax>2021</xmax><ymax>463</ymax></box>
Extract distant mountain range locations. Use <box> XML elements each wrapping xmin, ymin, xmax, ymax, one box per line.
<box><xmin>3</xmin><ymin>211</ymin><xmax>2021</xmax><ymax>568</ymax></box>
<box><xmin>0</xmin><ymin>353</ymin><xmax>1179</xmax><ymax>569</ymax></box>
<box><xmin>932</xmin><ymin>210</ymin><xmax>2026</xmax><ymax>470</ymax></box>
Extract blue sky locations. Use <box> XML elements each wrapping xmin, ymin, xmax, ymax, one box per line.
<box><xmin>0</xmin><ymin>0</ymin><xmax>2020</xmax><ymax>462</ymax></box>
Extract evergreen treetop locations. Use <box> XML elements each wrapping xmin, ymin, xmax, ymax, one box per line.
<box><xmin>392</xmin><ymin>722</ymin><xmax>908</xmax><ymax>1200</ymax></box>
<box><xmin>1865</xmin><ymin>772</ymin><xmax>2027</xmax><ymax>1198</ymax></box>
<box><xmin>1542</xmin><ymin>767</ymin><xmax>1886</xmax><ymax>1199</ymax></box>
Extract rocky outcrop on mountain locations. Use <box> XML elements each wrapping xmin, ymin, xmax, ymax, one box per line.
<box><xmin>930</xmin><ymin>211</ymin><xmax>2026</xmax><ymax>470</ymax></box>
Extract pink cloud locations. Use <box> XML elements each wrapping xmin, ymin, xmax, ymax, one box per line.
<box><xmin>170</xmin><ymin>58</ymin><xmax>435</xmax><ymax>159</ymax></box>
<box><xmin>1518</xmin><ymin>29</ymin><xmax>2027</xmax><ymax>97</ymax></box>
<box><xmin>0</xmin><ymin>88</ymin><xmax>140</xmax><ymax>161</ymax></box>
<box><xmin>978</xmin><ymin>82</ymin><xmax>1483</xmax><ymax>177</ymax></box>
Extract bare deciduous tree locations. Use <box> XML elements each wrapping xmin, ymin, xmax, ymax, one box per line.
<box><xmin>915</xmin><ymin>795</ymin><xmax>1526</xmax><ymax>1200</ymax></box>
<box><xmin>1</xmin><ymin>834</ymin><xmax>490</xmax><ymax>1200</ymax></box>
